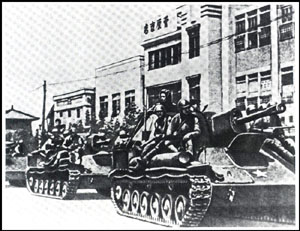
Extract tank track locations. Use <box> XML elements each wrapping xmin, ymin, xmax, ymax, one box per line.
<box><xmin>111</xmin><ymin>174</ymin><xmax>212</xmax><ymax>227</ymax></box>
<box><xmin>26</xmin><ymin>168</ymin><xmax>81</xmax><ymax>200</ymax></box>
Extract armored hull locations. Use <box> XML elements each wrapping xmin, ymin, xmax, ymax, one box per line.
<box><xmin>26</xmin><ymin>153</ymin><xmax>111</xmax><ymax>200</ymax></box>
<box><xmin>108</xmin><ymin>103</ymin><xmax>295</xmax><ymax>227</ymax></box>
<box><xmin>110</xmin><ymin>165</ymin><xmax>214</xmax><ymax>227</ymax></box>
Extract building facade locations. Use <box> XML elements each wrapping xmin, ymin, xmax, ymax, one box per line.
<box><xmin>141</xmin><ymin>5</ymin><xmax>223</xmax><ymax>112</ymax></box>
<box><xmin>53</xmin><ymin>88</ymin><xmax>96</xmax><ymax>127</ymax></box>
<box><xmin>141</xmin><ymin>4</ymin><xmax>296</xmax><ymax>122</ymax></box>
<box><xmin>95</xmin><ymin>56</ymin><xmax>145</xmax><ymax>119</ymax></box>
<box><xmin>222</xmin><ymin>4</ymin><xmax>295</xmax><ymax>128</ymax></box>
<box><xmin>6</xmin><ymin>105</ymin><xmax>39</xmax><ymax>138</ymax></box>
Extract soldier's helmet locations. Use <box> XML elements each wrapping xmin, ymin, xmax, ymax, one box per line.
<box><xmin>154</xmin><ymin>104</ymin><xmax>166</xmax><ymax>113</ymax></box>
<box><xmin>246</xmin><ymin>104</ymin><xmax>257</xmax><ymax>115</ymax></box>
<box><xmin>177</xmin><ymin>99</ymin><xmax>190</xmax><ymax>111</ymax></box>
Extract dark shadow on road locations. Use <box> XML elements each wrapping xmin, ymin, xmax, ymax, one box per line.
<box><xmin>73</xmin><ymin>192</ymin><xmax>110</xmax><ymax>200</ymax></box>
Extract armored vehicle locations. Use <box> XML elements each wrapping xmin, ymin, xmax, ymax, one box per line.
<box><xmin>25</xmin><ymin>132</ymin><xmax>112</xmax><ymax>199</ymax></box>
<box><xmin>6</xmin><ymin>141</ymin><xmax>27</xmax><ymax>187</ymax></box>
<box><xmin>109</xmin><ymin>103</ymin><xmax>295</xmax><ymax>227</ymax></box>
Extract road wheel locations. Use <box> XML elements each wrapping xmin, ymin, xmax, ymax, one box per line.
<box><xmin>122</xmin><ymin>189</ymin><xmax>131</xmax><ymax>212</ymax></box>
<box><xmin>33</xmin><ymin>179</ymin><xmax>39</xmax><ymax>193</ymax></box>
<box><xmin>28</xmin><ymin>176</ymin><xmax>34</xmax><ymax>188</ymax></box>
<box><xmin>49</xmin><ymin>181</ymin><xmax>55</xmax><ymax>195</ymax></box>
<box><xmin>174</xmin><ymin>195</ymin><xmax>188</xmax><ymax>225</ymax></box>
<box><xmin>61</xmin><ymin>181</ymin><xmax>69</xmax><ymax>199</ymax></box>
<box><xmin>55</xmin><ymin>181</ymin><xmax>61</xmax><ymax>196</ymax></box>
<box><xmin>150</xmin><ymin>193</ymin><xmax>161</xmax><ymax>219</ymax></box>
<box><xmin>38</xmin><ymin>179</ymin><xmax>44</xmax><ymax>194</ymax></box>
<box><xmin>114</xmin><ymin>185</ymin><xmax>122</xmax><ymax>201</ymax></box>
<box><xmin>140</xmin><ymin>192</ymin><xmax>149</xmax><ymax>216</ymax></box>
<box><xmin>43</xmin><ymin>180</ymin><xmax>49</xmax><ymax>195</ymax></box>
<box><xmin>161</xmin><ymin>194</ymin><xmax>174</xmax><ymax>222</ymax></box>
<box><xmin>131</xmin><ymin>190</ymin><xmax>140</xmax><ymax>214</ymax></box>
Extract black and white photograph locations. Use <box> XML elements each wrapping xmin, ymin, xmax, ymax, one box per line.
<box><xmin>2</xmin><ymin>2</ymin><xmax>299</xmax><ymax>229</ymax></box>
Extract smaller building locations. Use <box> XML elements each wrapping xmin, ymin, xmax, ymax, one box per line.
<box><xmin>95</xmin><ymin>55</ymin><xmax>145</xmax><ymax>120</ymax></box>
<box><xmin>6</xmin><ymin>105</ymin><xmax>39</xmax><ymax>139</ymax></box>
<box><xmin>53</xmin><ymin>88</ymin><xmax>96</xmax><ymax>127</ymax></box>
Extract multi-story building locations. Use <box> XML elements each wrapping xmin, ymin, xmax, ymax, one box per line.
<box><xmin>142</xmin><ymin>4</ymin><xmax>296</xmax><ymax>129</ymax></box>
<box><xmin>53</xmin><ymin>88</ymin><xmax>96</xmax><ymax>127</ymax></box>
<box><xmin>95</xmin><ymin>56</ymin><xmax>145</xmax><ymax>119</ymax></box>
<box><xmin>141</xmin><ymin>5</ymin><xmax>223</xmax><ymax>112</ymax></box>
<box><xmin>222</xmin><ymin>4</ymin><xmax>296</xmax><ymax>127</ymax></box>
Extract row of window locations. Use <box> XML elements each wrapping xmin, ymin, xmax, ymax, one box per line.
<box><xmin>234</xmin><ymin>5</ymin><xmax>294</xmax><ymax>52</ymax></box>
<box><xmin>100</xmin><ymin>90</ymin><xmax>135</xmax><ymax>118</ymax></box>
<box><xmin>235</xmin><ymin>6</ymin><xmax>271</xmax><ymax>52</ymax></box>
<box><xmin>235</xmin><ymin>66</ymin><xmax>294</xmax><ymax>110</ymax></box>
<box><xmin>58</xmin><ymin>108</ymin><xmax>81</xmax><ymax>118</ymax></box>
<box><xmin>149</xmin><ymin>43</ymin><xmax>182</xmax><ymax>70</ymax></box>
<box><xmin>148</xmin><ymin>25</ymin><xmax>200</xmax><ymax>71</ymax></box>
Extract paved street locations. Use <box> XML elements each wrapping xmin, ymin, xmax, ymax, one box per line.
<box><xmin>3</xmin><ymin>184</ymin><xmax>297</xmax><ymax>230</ymax></box>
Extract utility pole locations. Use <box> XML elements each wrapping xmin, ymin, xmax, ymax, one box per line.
<box><xmin>42</xmin><ymin>80</ymin><xmax>46</xmax><ymax>133</ymax></box>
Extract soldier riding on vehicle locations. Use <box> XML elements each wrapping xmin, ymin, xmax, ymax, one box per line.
<box><xmin>164</xmin><ymin>99</ymin><xmax>201</xmax><ymax>158</ymax></box>
<box><xmin>129</xmin><ymin>104</ymin><xmax>171</xmax><ymax>169</ymax></box>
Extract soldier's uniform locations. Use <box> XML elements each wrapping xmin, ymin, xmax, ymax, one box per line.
<box><xmin>165</xmin><ymin>99</ymin><xmax>201</xmax><ymax>156</ymax></box>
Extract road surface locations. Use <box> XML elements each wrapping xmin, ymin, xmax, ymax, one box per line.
<box><xmin>2</xmin><ymin>184</ymin><xmax>297</xmax><ymax>230</ymax></box>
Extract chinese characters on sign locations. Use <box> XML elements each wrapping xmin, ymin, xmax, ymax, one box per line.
<box><xmin>144</xmin><ymin>16</ymin><xmax>169</xmax><ymax>34</ymax></box>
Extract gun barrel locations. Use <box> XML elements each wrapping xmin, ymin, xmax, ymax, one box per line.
<box><xmin>236</xmin><ymin>103</ymin><xmax>286</xmax><ymax>125</ymax></box>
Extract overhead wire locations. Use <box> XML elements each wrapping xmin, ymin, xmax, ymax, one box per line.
<box><xmin>27</xmin><ymin>8</ymin><xmax>294</xmax><ymax>90</ymax></box>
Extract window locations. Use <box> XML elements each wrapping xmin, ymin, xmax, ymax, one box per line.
<box><xmin>247</xmin><ymin>97</ymin><xmax>258</xmax><ymax>109</ymax></box>
<box><xmin>260</xmin><ymin>95</ymin><xmax>272</xmax><ymax>104</ymax></box>
<box><xmin>248</xmin><ymin>73</ymin><xmax>258</xmax><ymax>93</ymax></box>
<box><xmin>280</xmin><ymin>22</ymin><xmax>294</xmax><ymax>41</ymax></box>
<box><xmin>282</xmin><ymin>66</ymin><xmax>293</xmax><ymax>86</ymax></box>
<box><xmin>289</xmin><ymin>116</ymin><xmax>293</xmax><ymax>123</ymax></box>
<box><xmin>149</xmin><ymin>52</ymin><xmax>155</xmax><ymax>70</ymax></box>
<box><xmin>280</xmin><ymin>117</ymin><xmax>285</xmax><ymax>124</ymax></box>
<box><xmin>147</xmin><ymin>82</ymin><xmax>181</xmax><ymax>108</ymax></box>
<box><xmin>236</xmin><ymin>20</ymin><xmax>245</xmax><ymax>34</ymax></box>
<box><xmin>187</xmin><ymin>75</ymin><xmax>200</xmax><ymax>103</ymax></box>
<box><xmin>248</xmin><ymin>31</ymin><xmax>258</xmax><ymax>49</ymax></box>
<box><xmin>125</xmin><ymin>90</ymin><xmax>135</xmax><ymax>108</ymax></box>
<box><xmin>112</xmin><ymin>93</ymin><xmax>120</xmax><ymax>117</ymax></box>
<box><xmin>187</xmin><ymin>25</ymin><xmax>200</xmax><ymax>58</ymax></box>
<box><xmin>235</xmin><ymin>35</ymin><xmax>245</xmax><ymax>52</ymax></box>
<box><xmin>148</xmin><ymin>43</ymin><xmax>181</xmax><ymax>70</ymax></box>
<box><xmin>260</xmin><ymin>70</ymin><xmax>271</xmax><ymax>92</ymax></box>
<box><xmin>236</xmin><ymin>75</ymin><xmax>246</xmax><ymax>95</ymax></box>
<box><xmin>248</xmin><ymin>10</ymin><xmax>258</xmax><ymax>31</ymax></box>
<box><xmin>282</xmin><ymin>5</ymin><xmax>293</xmax><ymax>23</ymax></box>
<box><xmin>77</xmin><ymin>108</ymin><xmax>80</xmax><ymax>118</ymax></box>
<box><xmin>259</xmin><ymin>26</ymin><xmax>271</xmax><ymax>47</ymax></box>
<box><xmin>259</xmin><ymin>6</ymin><xmax>270</xmax><ymax>26</ymax></box>
<box><xmin>60</xmin><ymin>111</ymin><xmax>63</xmax><ymax>117</ymax></box>
<box><xmin>236</xmin><ymin>97</ymin><xmax>246</xmax><ymax>110</ymax></box>
<box><xmin>100</xmin><ymin>96</ymin><xmax>108</xmax><ymax>118</ymax></box>
<box><xmin>68</xmin><ymin>110</ymin><xmax>71</xmax><ymax>117</ymax></box>
<box><xmin>281</xmin><ymin>66</ymin><xmax>294</xmax><ymax>104</ymax></box>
